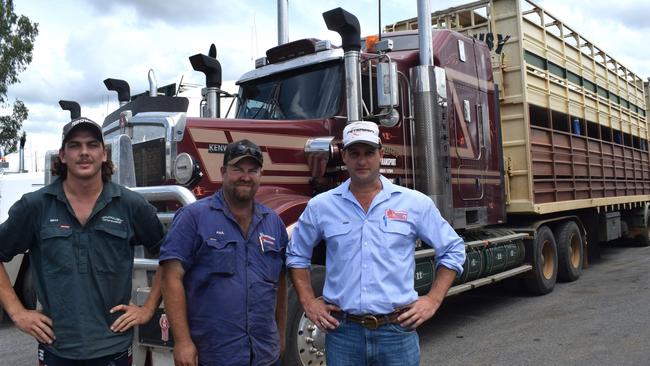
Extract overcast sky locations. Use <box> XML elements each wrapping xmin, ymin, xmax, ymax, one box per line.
<box><xmin>4</xmin><ymin>0</ymin><xmax>650</xmax><ymax>165</ymax></box>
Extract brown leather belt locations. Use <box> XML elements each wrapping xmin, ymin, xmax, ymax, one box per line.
<box><xmin>331</xmin><ymin>308</ymin><xmax>408</xmax><ymax>330</ymax></box>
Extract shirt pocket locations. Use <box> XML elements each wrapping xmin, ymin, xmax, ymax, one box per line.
<box><xmin>260</xmin><ymin>244</ymin><xmax>283</xmax><ymax>283</ymax></box>
<box><xmin>40</xmin><ymin>226</ymin><xmax>74</xmax><ymax>274</ymax></box>
<box><xmin>323</xmin><ymin>223</ymin><xmax>352</xmax><ymax>239</ymax></box>
<box><xmin>93</xmin><ymin>223</ymin><xmax>131</xmax><ymax>274</ymax></box>
<box><xmin>205</xmin><ymin>238</ymin><xmax>237</xmax><ymax>276</ymax></box>
<box><xmin>323</xmin><ymin>224</ymin><xmax>354</xmax><ymax>257</ymax></box>
<box><xmin>380</xmin><ymin>220</ymin><xmax>414</xmax><ymax>255</ymax></box>
<box><xmin>380</xmin><ymin>220</ymin><xmax>412</xmax><ymax>236</ymax></box>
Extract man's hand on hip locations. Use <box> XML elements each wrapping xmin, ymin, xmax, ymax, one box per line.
<box><xmin>304</xmin><ymin>297</ymin><xmax>340</xmax><ymax>331</ymax></box>
<box><xmin>11</xmin><ymin>308</ymin><xmax>55</xmax><ymax>344</ymax></box>
<box><xmin>110</xmin><ymin>302</ymin><xmax>155</xmax><ymax>332</ymax></box>
<box><xmin>396</xmin><ymin>295</ymin><xmax>441</xmax><ymax>329</ymax></box>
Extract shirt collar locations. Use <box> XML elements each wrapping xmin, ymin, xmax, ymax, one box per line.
<box><xmin>209</xmin><ymin>189</ymin><xmax>269</xmax><ymax>218</ymax></box>
<box><xmin>43</xmin><ymin>179</ymin><xmax>120</xmax><ymax>203</ymax></box>
<box><xmin>333</xmin><ymin>175</ymin><xmax>400</xmax><ymax>198</ymax></box>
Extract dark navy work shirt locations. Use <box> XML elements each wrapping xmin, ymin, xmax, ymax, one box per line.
<box><xmin>159</xmin><ymin>190</ymin><xmax>288</xmax><ymax>366</ymax></box>
<box><xmin>0</xmin><ymin>179</ymin><xmax>163</xmax><ymax>359</ymax></box>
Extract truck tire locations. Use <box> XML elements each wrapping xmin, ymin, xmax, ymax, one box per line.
<box><xmin>524</xmin><ymin>225</ymin><xmax>557</xmax><ymax>295</ymax></box>
<box><xmin>553</xmin><ymin>221</ymin><xmax>583</xmax><ymax>282</ymax></box>
<box><xmin>283</xmin><ymin>265</ymin><xmax>327</xmax><ymax>366</ymax></box>
<box><xmin>632</xmin><ymin>218</ymin><xmax>650</xmax><ymax>247</ymax></box>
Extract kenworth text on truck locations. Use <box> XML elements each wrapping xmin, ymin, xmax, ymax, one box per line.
<box><xmin>71</xmin><ymin>0</ymin><xmax>650</xmax><ymax>365</ymax></box>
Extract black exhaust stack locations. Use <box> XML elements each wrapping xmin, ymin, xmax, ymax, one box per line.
<box><xmin>323</xmin><ymin>8</ymin><xmax>362</xmax><ymax>122</ymax></box>
<box><xmin>103</xmin><ymin>78</ymin><xmax>131</xmax><ymax>106</ymax></box>
<box><xmin>58</xmin><ymin>100</ymin><xmax>81</xmax><ymax>120</ymax></box>
<box><xmin>189</xmin><ymin>44</ymin><xmax>223</xmax><ymax>118</ymax></box>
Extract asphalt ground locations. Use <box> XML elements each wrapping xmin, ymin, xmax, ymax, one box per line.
<box><xmin>418</xmin><ymin>243</ymin><xmax>650</xmax><ymax>365</ymax></box>
<box><xmin>1</xmin><ymin>243</ymin><xmax>648</xmax><ymax>366</ymax></box>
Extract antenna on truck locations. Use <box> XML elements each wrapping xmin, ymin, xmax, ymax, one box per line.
<box><xmin>378</xmin><ymin>0</ymin><xmax>382</xmax><ymax>41</ymax></box>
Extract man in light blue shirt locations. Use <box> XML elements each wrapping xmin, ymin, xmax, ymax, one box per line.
<box><xmin>287</xmin><ymin>121</ymin><xmax>465</xmax><ymax>366</ymax></box>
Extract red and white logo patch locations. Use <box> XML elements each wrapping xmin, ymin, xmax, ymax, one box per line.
<box><xmin>259</xmin><ymin>233</ymin><xmax>276</xmax><ymax>252</ymax></box>
<box><xmin>385</xmin><ymin>209</ymin><xmax>408</xmax><ymax>221</ymax></box>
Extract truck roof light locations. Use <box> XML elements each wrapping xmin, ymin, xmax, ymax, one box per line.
<box><xmin>255</xmin><ymin>57</ymin><xmax>269</xmax><ymax>69</ymax></box>
<box><xmin>315</xmin><ymin>40</ymin><xmax>332</xmax><ymax>52</ymax></box>
<box><xmin>266</xmin><ymin>38</ymin><xmax>319</xmax><ymax>64</ymax></box>
<box><xmin>365</xmin><ymin>35</ymin><xmax>379</xmax><ymax>53</ymax></box>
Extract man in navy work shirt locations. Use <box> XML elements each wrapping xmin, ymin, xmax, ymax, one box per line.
<box><xmin>160</xmin><ymin>139</ymin><xmax>288</xmax><ymax>366</ymax></box>
<box><xmin>287</xmin><ymin>121</ymin><xmax>466</xmax><ymax>366</ymax></box>
<box><xmin>0</xmin><ymin>117</ymin><xmax>164</xmax><ymax>365</ymax></box>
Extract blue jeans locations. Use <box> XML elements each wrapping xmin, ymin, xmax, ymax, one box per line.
<box><xmin>325</xmin><ymin>317</ymin><xmax>420</xmax><ymax>366</ymax></box>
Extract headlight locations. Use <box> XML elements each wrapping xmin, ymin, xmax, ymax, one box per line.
<box><xmin>173</xmin><ymin>153</ymin><xmax>197</xmax><ymax>185</ymax></box>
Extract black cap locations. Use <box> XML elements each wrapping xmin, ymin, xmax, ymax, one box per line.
<box><xmin>223</xmin><ymin>139</ymin><xmax>263</xmax><ymax>167</ymax></box>
<box><xmin>61</xmin><ymin>117</ymin><xmax>104</xmax><ymax>147</ymax></box>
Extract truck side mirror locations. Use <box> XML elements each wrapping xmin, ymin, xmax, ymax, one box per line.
<box><xmin>376</xmin><ymin>60</ymin><xmax>400</xmax><ymax>127</ymax></box>
<box><xmin>377</xmin><ymin>61</ymin><xmax>398</xmax><ymax>108</ymax></box>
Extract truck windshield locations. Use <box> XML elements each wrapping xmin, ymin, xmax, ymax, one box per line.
<box><xmin>236</xmin><ymin>62</ymin><xmax>342</xmax><ymax>120</ymax></box>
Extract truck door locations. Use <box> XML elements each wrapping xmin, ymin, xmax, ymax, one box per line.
<box><xmin>452</xmin><ymin>83</ymin><xmax>488</xmax><ymax>201</ymax></box>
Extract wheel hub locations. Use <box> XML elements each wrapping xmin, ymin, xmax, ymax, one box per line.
<box><xmin>296</xmin><ymin>312</ymin><xmax>326</xmax><ymax>365</ymax></box>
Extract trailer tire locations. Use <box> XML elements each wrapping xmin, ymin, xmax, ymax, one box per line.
<box><xmin>554</xmin><ymin>221</ymin><xmax>583</xmax><ymax>282</ymax></box>
<box><xmin>632</xmin><ymin>218</ymin><xmax>650</xmax><ymax>247</ymax></box>
<box><xmin>283</xmin><ymin>265</ymin><xmax>327</xmax><ymax>366</ymax></box>
<box><xmin>524</xmin><ymin>226</ymin><xmax>557</xmax><ymax>295</ymax></box>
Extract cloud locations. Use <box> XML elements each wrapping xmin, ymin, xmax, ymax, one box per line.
<box><xmin>84</xmin><ymin>0</ymin><xmax>268</xmax><ymax>27</ymax></box>
<box><xmin>6</xmin><ymin>0</ymin><xmax>650</xmax><ymax>153</ymax></box>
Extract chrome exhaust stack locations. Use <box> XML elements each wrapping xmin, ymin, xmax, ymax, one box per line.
<box><xmin>58</xmin><ymin>100</ymin><xmax>81</xmax><ymax>120</ymax></box>
<box><xmin>323</xmin><ymin>7</ymin><xmax>362</xmax><ymax>123</ymax></box>
<box><xmin>103</xmin><ymin>79</ymin><xmax>131</xmax><ymax>106</ymax></box>
<box><xmin>18</xmin><ymin>132</ymin><xmax>26</xmax><ymax>173</ymax></box>
<box><xmin>277</xmin><ymin>0</ymin><xmax>288</xmax><ymax>45</ymax></box>
<box><xmin>410</xmin><ymin>0</ymin><xmax>452</xmax><ymax>221</ymax></box>
<box><xmin>148</xmin><ymin>69</ymin><xmax>157</xmax><ymax>97</ymax></box>
<box><xmin>189</xmin><ymin>44</ymin><xmax>223</xmax><ymax>118</ymax></box>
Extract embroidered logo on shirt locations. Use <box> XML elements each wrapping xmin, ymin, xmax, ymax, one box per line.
<box><xmin>60</xmin><ymin>224</ymin><xmax>71</xmax><ymax>229</ymax></box>
<box><xmin>215</xmin><ymin>230</ymin><xmax>225</xmax><ymax>235</ymax></box>
<box><xmin>101</xmin><ymin>216</ymin><xmax>123</xmax><ymax>225</ymax></box>
<box><xmin>258</xmin><ymin>233</ymin><xmax>276</xmax><ymax>253</ymax></box>
<box><xmin>385</xmin><ymin>209</ymin><xmax>408</xmax><ymax>221</ymax></box>
<box><xmin>49</xmin><ymin>218</ymin><xmax>59</xmax><ymax>223</ymax></box>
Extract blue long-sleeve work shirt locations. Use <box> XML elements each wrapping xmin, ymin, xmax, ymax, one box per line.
<box><xmin>286</xmin><ymin>176</ymin><xmax>465</xmax><ymax>315</ymax></box>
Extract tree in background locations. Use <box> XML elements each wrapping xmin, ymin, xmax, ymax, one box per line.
<box><xmin>0</xmin><ymin>0</ymin><xmax>38</xmax><ymax>154</ymax></box>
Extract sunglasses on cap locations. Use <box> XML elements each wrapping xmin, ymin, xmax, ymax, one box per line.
<box><xmin>224</xmin><ymin>140</ymin><xmax>264</xmax><ymax>166</ymax></box>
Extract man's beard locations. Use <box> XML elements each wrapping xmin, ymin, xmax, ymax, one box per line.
<box><xmin>229</xmin><ymin>183</ymin><xmax>256</xmax><ymax>202</ymax></box>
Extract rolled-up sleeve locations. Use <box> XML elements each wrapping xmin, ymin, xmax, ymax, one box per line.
<box><xmin>286</xmin><ymin>202</ymin><xmax>321</xmax><ymax>269</ymax></box>
<box><xmin>0</xmin><ymin>196</ymin><xmax>35</xmax><ymax>262</ymax></box>
<box><xmin>159</xmin><ymin>207</ymin><xmax>200</xmax><ymax>270</ymax></box>
<box><xmin>418</xmin><ymin>200</ymin><xmax>465</xmax><ymax>276</ymax></box>
<box><xmin>132</xmin><ymin>197</ymin><xmax>164</xmax><ymax>253</ymax></box>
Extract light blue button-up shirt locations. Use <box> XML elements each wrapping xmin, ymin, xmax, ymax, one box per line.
<box><xmin>287</xmin><ymin>175</ymin><xmax>465</xmax><ymax>315</ymax></box>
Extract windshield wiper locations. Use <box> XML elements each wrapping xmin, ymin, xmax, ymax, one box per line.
<box><xmin>252</xmin><ymin>82</ymin><xmax>284</xmax><ymax>119</ymax></box>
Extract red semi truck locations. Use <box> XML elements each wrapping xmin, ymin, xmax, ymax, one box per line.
<box><xmin>57</xmin><ymin>0</ymin><xmax>650</xmax><ymax>365</ymax></box>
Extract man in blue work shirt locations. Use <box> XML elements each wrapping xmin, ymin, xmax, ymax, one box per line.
<box><xmin>160</xmin><ymin>139</ymin><xmax>288</xmax><ymax>366</ymax></box>
<box><xmin>0</xmin><ymin>117</ymin><xmax>164</xmax><ymax>365</ymax></box>
<box><xmin>287</xmin><ymin>121</ymin><xmax>466</xmax><ymax>366</ymax></box>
